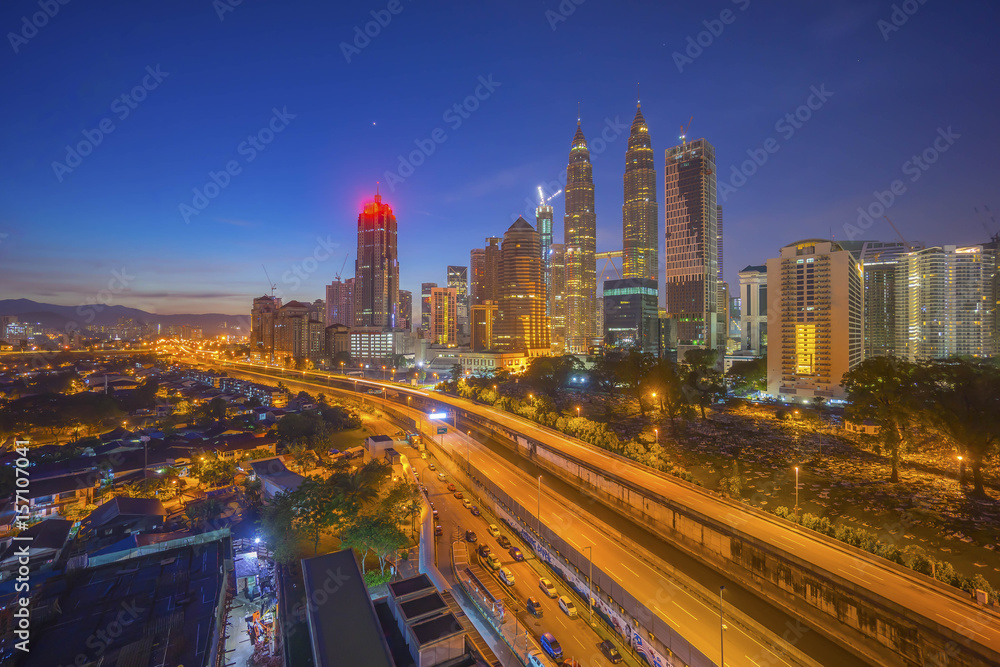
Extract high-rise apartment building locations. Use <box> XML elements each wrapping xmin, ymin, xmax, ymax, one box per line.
<box><xmin>663</xmin><ymin>138</ymin><xmax>719</xmax><ymax>347</ymax></box>
<box><xmin>738</xmin><ymin>265</ymin><xmax>767</xmax><ymax>354</ymax></box>
<box><xmin>447</xmin><ymin>266</ymin><xmax>469</xmax><ymax>341</ymax></box>
<box><xmin>430</xmin><ymin>287</ymin><xmax>457</xmax><ymax>346</ymax></box>
<box><xmin>497</xmin><ymin>217</ymin><xmax>550</xmax><ymax>352</ymax></box>
<box><xmin>342</xmin><ymin>278</ymin><xmax>355</xmax><ymax>328</ymax></box>
<box><xmin>623</xmin><ymin>103</ymin><xmax>658</xmax><ymax>282</ymax></box>
<box><xmin>251</xmin><ymin>295</ymin><xmax>281</xmax><ymax>361</ymax></box>
<box><xmin>420</xmin><ymin>282</ymin><xmax>437</xmax><ymax>334</ymax></box>
<box><xmin>897</xmin><ymin>245</ymin><xmax>997</xmax><ymax>361</ymax></box>
<box><xmin>274</xmin><ymin>300</ymin><xmax>322</xmax><ymax>364</ymax></box>
<box><xmin>470</xmin><ymin>248</ymin><xmax>486</xmax><ymax>305</ymax></box>
<box><xmin>354</xmin><ymin>191</ymin><xmax>399</xmax><ymax>329</ymax></box>
<box><xmin>564</xmin><ymin>120</ymin><xmax>597</xmax><ymax>352</ymax></box>
<box><xmin>398</xmin><ymin>289</ymin><xmax>412</xmax><ymax>331</ymax></box>
<box><xmin>857</xmin><ymin>241</ymin><xmax>921</xmax><ymax>359</ymax></box>
<box><xmin>549</xmin><ymin>243</ymin><xmax>566</xmax><ymax>352</ymax></box>
<box><xmin>471</xmin><ymin>302</ymin><xmax>497</xmax><ymax>351</ymax></box>
<box><xmin>536</xmin><ymin>204</ymin><xmax>554</xmax><ymax>317</ymax></box>
<box><xmin>766</xmin><ymin>240</ymin><xmax>863</xmax><ymax>402</ymax></box>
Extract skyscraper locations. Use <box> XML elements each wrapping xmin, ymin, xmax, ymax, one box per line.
<box><xmin>564</xmin><ymin>119</ymin><xmax>597</xmax><ymax>352</ymax></box>
<box><xmin>420</xmin><ymin>282</ymin><xmax>436</xmax><ymax>334</ymax></box>
<box><xmin>484</xmin><ymin>236</ymin><xmax>501</xmax><ymax>304</ymax></box>
<box><xmin>342</xmin><ymin>278</ymin><xmax>355</xmax><ymax>328</ymax></box>
<box><xmin>398</xmin><ymin>289</ymin><xmax>412</xmax><ymax>331</ymax></box>
<box><xmin>738</xmin><ymin>265</ymin><xmax>767</xmax><ymax>354</ymax></box>
<box><xmin>251</xmin><ymin>295</ymin><xmax>281</xmax><ymax>362</ymax></box>
<box><xmin>497</xmin><ymin>217</ymin><xmax>550</xmax><ymax>352</ymax></box>
<box><xmin>470</xmin><ymin>248</ymin><xmax>486</xmax><ymax>305</ymax></box>
<box><xmin>549</xmin><ymin>243</ymin><xmax>566</xmax><ymax>351</ymax></box>
<box><xmin>663</xmin><ymin>138</ymin><xmax>719</xmax><ymax>347</ymax></box>
<box><xmin>354</xmin><ymin>191</ymin><xmax>399</xmax><ymax>329</ymax></box>
<box><xmin>858</xmin><ymin>241</ymin><xmax>921</xmax><ymax>359</ymax></box>
<box><xmin>623</xmin><ymin>102</ymin><xmax>658</xmax><ymax>282</ymax></box>
<box><xmin>447</xmin><ymin>266</ymin><xmax>469</xmax><ymax>341</ymax></box>
<box><xmin>766</xmin><ymin>240</ymin><xmax>863</xmax><ymax>401</ymax></box>
<box><xmin>325</xmin><ymin>280</ymin><xmax>352</xmax><ymax>326</ymax></box>
<box><xmin>536</xmin><ymin>204</ymin><xmax>554</xmax><ymax>317</ymax></box>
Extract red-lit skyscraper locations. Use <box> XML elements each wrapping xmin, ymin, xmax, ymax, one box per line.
<box><xmin>354</xmin><ymin>191</ymin><xmax>399</xmax><ymax>328</ymax></box>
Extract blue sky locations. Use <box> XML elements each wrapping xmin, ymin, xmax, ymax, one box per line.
<box><xmin>1</xmin><ymin>0</ymin><xmax>998</xmax><ymax>317</ymax></box>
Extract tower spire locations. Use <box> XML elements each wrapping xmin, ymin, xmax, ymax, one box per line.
<box><xmin>577</xmin><ymin>101</ymin><xmax>581</xmax><ymax>125</ymax></box>
<box><xmin>375</xmin><ymin>181</ymin><xmax>381</xmax><ymax>203</ymax></box>
<box><xmin>637</xmin><ymin>82</ymin><xmax>641</xmax><ymax>108</ymax></box>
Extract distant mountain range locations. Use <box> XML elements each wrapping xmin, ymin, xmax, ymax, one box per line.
<box><xmin>0</xmin><ymin>299</ymin><xmax>244</xmax><ymax>336</ymax></box>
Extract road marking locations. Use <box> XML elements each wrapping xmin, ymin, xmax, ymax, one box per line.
<box><xmin>746</xmin><ymin>657</ymin><xmax>763</xmax><ymax>667</ymax></box>
<box><xmin>619</xmin><ymin>562</ymin><xmax>639</xmax><ymax>577</ymax></box>
<box><xmin>672</xmin><ymin>600</ymin><xmax>697</xmax><ymax>621</ymax></box>
<box><xmin>651</xmin><ymin>605</ymin><xmax>678</xmax><ymax>627</ymax></box>
<box><xmin>936</xmin><ymin>614</ymin><xmax>990</xmax><ymax>640</ymax></box>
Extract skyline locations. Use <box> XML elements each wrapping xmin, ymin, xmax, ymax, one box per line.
<box><xmin>2</xmin><ymin>1</ymin><xmax>999</xmax><ymax>316</ymax></box>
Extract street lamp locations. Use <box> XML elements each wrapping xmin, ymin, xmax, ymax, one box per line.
<box><xmin>957</xmin><ymin>455</ymin><xmax>965</xmax><ymax>486</ymax></box>
<box><xmin>720</xmin><ymin>585</ymin><xmax>726</xmax><ymax>667</ymax></box>
<box><xmin>576</xmin><ymin>406</ymin><xmax>581</xmax><ymax>418</ymax></box>
<box><xmin>654</xmin><ymin>428</ymin><xmax>658</xmax><ymax>445</ymax></box>
<box><xmin>794</xmin><ymin>466</ymin><xmax>800</xmax><ymax>520</ymax></box>
<box><xmin>583</xmin><ymin>545</ymin><xmax>595</xmax><ymax>626</ymax></box>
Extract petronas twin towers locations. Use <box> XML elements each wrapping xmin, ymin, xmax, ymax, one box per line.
<box><xmin>561</xmin><ymin>102</ymin><xmax>657</xmax><ymax>352</ymax></box>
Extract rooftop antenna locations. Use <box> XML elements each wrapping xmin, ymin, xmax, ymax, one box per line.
<box><xmin>262</xmin><ymin>264</ymin><xmax>276</xmax><ymax>297</ymax></box>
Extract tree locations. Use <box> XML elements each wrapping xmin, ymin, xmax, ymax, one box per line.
<box><xmin>294</xmin><ymin>478</ymin><xmax>334</xmax><ymax>555</ymax></box>
<box><xmin>915</xmin><ymin>358</ymin><xmax>1000</xmax><ymax>496</ymax></box>
<box><xmin>726</xmin><ymin>356</ymin><xmax>767</xmax><ymax>396</ymax></box>
<box><xmin>192</xmin><ymin>453</ymin><xmax>237</xmax><ymax>489</ymax></box>
<box><xmin>341</xmin><ymin>513</ymin><xmax>406</xmax><ymax>576</ymax></box>
<box><xmin>648</xmin><ymin>358</ymin><xmax>688</xmax><ymax>423</ymax></box>
<box><xmin>612</xmin><ymin>350</ymin><xmax>652</xmax><ymax>416</ymax></box>
<box><xmin>185</xmin><ymin>498</ymin><xmax>224</xmax><ymax>530</ymax></box>
<box><xmin>843</xmin><ymin>356</ymin><xmax>918</xmax><ymax>483</ymax></box>
<box><xmin>682</xmin><ymin>349</ymin><xmax>725</xmax><ymax>419</ymax></box>
<box><xmin>259</xmin><ymin>491</ymin><xmax>300</xmax><ymax>564</ymax></box>
<box><xmin>523</xmin><ymin>355</ymin><xmax>585</xmax><ymax>398</ymax></box>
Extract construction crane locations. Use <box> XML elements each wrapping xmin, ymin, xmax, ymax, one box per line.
<box><xmin>974</xmin><ymin>206</ymin><xmax>1000</xmax><ymax>242</ymax></box>
<box><xmin>334</xmin><ymin>253</ymin><xmax>349</xmax><ymax>282</ymax></box>
<box><xmin>882</xmin><ymin>216</ymin><xmax>908</xmax><ymax>244</ymax></box>
<box><xmin>537</xmin><ymin>186</ymin><xmax>563</xmax><ymax>206</ymax></box>
<box><xmin>261</xmin><ymin>265</ymin><xmax>276</xmax><ymax>297</ymax></box>
<box><xmin>679</xmin><ymin>115</ymin><xmax>693</xmax><ymax>150</ymax></box>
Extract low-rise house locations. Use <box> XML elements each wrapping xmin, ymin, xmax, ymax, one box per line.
<box><xmin>25</xmin><ymin>473</ymin><xmax>95</xmax><ymax>521</ymax></box>
<box><xmin>249</xmin><ymin>457</ymin><xmax>304</xmax><ymax>500</ymax></box>
<box><xmin>79</xmin><ymin>496</ymin><xmax>167</xmax><ymax>542</ymax></box>
<box><xmin>0</xmin><ymin>519</ymin><xmax>72</xmax><ymax>579</ymax></box>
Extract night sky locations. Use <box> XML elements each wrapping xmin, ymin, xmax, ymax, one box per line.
<box><xmin>1</xmin><ymin>0</ymin><xmax>998</xmax><ymax>318</ymax></box>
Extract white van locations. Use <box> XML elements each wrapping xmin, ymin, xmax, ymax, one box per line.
<box><xmin>526</xmin><ymin>649</ymin><xmax>557</xmax><ymax>667</ymax></box>
<box><xmin>558</xmin><ymin>595</ymin><xmax>578</xmax><ymax>618</ymax></box>
<box><xmin>499</xmin><ymin>567</ymin><xmax>515</xmax><ymax>586</ymax></box>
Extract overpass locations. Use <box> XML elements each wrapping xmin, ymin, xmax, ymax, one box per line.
<box><xmin>202</xmin><ymin>358</ymin><xmax>1000</xmax><ymax>666</ymax></box>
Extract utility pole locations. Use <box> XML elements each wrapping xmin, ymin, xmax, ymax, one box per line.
<box><xmin>720</xmin><ymin>585</ymin><xmax>726</xmax><ymax>667</ymax></box>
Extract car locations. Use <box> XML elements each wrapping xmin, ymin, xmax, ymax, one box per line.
<box><xmin>462</xmin><ymin>499</ymin><xmax>472</xmax><ymax>509</ymax></box>
<box><xmin>447</xmin><ymin>483</ymin><xmax>456</xmax><ymax>492</ymax></box>
<box><xmin>438</xmin><ymin>472</ymin><xmax>446</xmax><ymax>480</ymax></box>
<box><xmin>509</xmin><ymin>546</ymin><xmax>523</xmax><ymax>561</ymax></box>
<box><xmin>497</xmin><ymin>535</ymin><xmax>511</xmax><ymax>549</ymax></box>
<box><xmin>428</xmin><ymin>462</ymin><xmax>436</xmax><ymax>471</ymax></box>
<box><xmin>525</xmin><ymin>649</ymin><xmax>555</xmax><ymax>667</ymax></box>
<box><xmin>558</xmin><ymin>596</ymin><xmax>578</xmax><ymax>618</ymax></box>
<box><xmin>421</xmin><ymin>452</ymin><xmax>427</xmax><ymax>459</ymax></box>
<box><xmin>477</xmin><ymin>544</ymin><xmax>491</xmax><ymax>558</ymax></box>
<box><xmin>434</xmin><ymin>525</ymin><xmax>443</xmax><ymax>536</ymax></box>
<box><xmin>487</xmin><ymin>524</ymin><xmax>500</xmax><ymax>537</ymax></box>
<box><xmin>562</xmin><ymin>661</ymin><xmax>583</xmax><ymax>667</ymax></box>
<box><xmin>526</xmin><ymin>596</ymin><xmax>543</xmax><ymax>617</ymax></box>
<box><xmin>498</xmin><ymin>567</ymin><xmax>515</xmax><ymax>585</ymax></box>
<box><xmin>486</xmin><ymin>554</ymin><xmax>502</xmax><ymax>570</ymax></box>
<box><xmin>599</xmin><ymin>639</ymin><xmax>624</xmax><ymax>663</ymax></box>
<box><xmin>454</xmin><ymin>491</ymin><xmax>464</xmax><ymax>499</ymax></box>
<box><xmin>539</xmin><ymin>632</ymin><xmax>562</xmax><ymax>660</ymax></box>
<box><xmin>538</xmin><ymin>577</ymin><xmax>558</xmax><ymax>599</ymax></box>
<box><xmin>470</xmin><ymin>506</ymin><xmax>480</xmax><ymax>516</ymax></box>
<box><xmin>465</xmin><ymin>530</ymin><xmax>477</xmax><ymax>542</ymax></box>
<box><xmin>432</xmin><ymin>509</ymin><xmax>439</xmax><ymax>520</ymax></box>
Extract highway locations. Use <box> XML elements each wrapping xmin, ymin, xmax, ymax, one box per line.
<box><xmin>198</xmin><ymin>359</ymin><xmax>834</xmax><ymax>666</ymax></box>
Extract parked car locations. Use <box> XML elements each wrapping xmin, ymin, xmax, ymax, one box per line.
<box><xmin>539</xmin><ymin>632</ymin><xmax>562</xmax><ymax>660</ymax></box>
<box><xmin>432</xmin><ymin>509</ymin><xmax>439</xmax><ymax>520</ymax></box>
<box><xmin>526</xmin><ymin>596</ymin><xmax>543</xmax><ymax>617</ymax></box>
<box><xmin>498</xmin><ymin>567</ymin><xmax>515</xmax><ymax>585</ymax></box>
<box><xmin>437</xmin><ymin>472</ymin><xmax>445</xmax><ymax>480</ymax></box>
<box><xmin>428</xmin><ymin>462</ymin><xmax>436</xmax><ymax>470</ymax></box>
<box><xmin>487</xmin><ymin>524</ymin><xmax>500</xmax><ymax>537</ymax></box>
<box><xmin>434</xmin><ymin>525</ymin><xmax>443</xmax><ymax>536</ymax></box>
<box><xmin>509</xmin><ymin>546</ymin><xmax>523</xmax><ymax>561</ymax></box>
<box><xmin>558</xmin><ymin>596</ymin><xmax>578</xmax><ymax>618</ymax></box>
<box><xmin>599</xmin><ymin>639</ymin><xmax>624</xmax><ymax>663</ymax></box>
<box><xmin>465</xmin><ymin>530</ymin><xmax>477</xmax><ymax>542</ymax></box>
<box><xmin>454</xmin><ymin>491</ymin><xmax>464</xmax><ymax>499</ymax></box>
<box><xmin>525</xmin><ymin>649</ymin><xmax>555</xmax><ymax>667</ymax></box>
<box><xmin>477</xmin><ymin>544</ymin><xmax>491</xmax><ymax>558</ymax></box>
<box><xmin>470</xmin><ymin>506</ymin><xmax>480</xmax><ymax>516</ymax></box>
<box><xmin>462</xmin><ymin>498</ymin><xmax>472</xmax><ymax>509</ymax></box>
<box><xmin>497</xmin><ymin>535</ymin><xmax>511</xmax><ymax>549</ymax></box>
<box><xmin>486</xmin><ymin>554</ymin><xmax>502</xmax><ymax>571</ymax></box>
<box><xmin>447</xmin><ymin>483</ymin><xmax>456</xmax><ymax>492</ymax></box>
<box><xmin>538</xmin><ymin>577</ymin><xmax>558</xmax><ymax>599</ymax></box>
